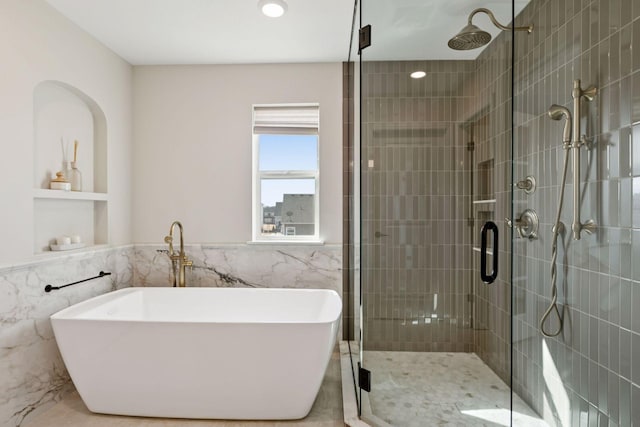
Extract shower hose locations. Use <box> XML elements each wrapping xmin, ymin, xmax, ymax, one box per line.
<box><xmin>539</xmin><ymin>144</ymin><xmax>570</xmax><ymax>338</ymax></box>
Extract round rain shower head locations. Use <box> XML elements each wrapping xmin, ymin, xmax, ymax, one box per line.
<box><xmin>447</xmin><ymin>23</ymin><xmax>492</xmax><ymax>50</ymax></box>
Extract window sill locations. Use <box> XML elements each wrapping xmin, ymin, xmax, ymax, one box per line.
<box><xmin>247</xmin><ymin>240</ymin><xmax>325</xmax><ymax>246</ymax></box>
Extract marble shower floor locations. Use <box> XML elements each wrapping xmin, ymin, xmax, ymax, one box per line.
<box><xmin>361</xmin><ymin>352</ymin><xmax>548</xmax><ymax>427</ymax></box>
<box><xmin>24</xmin><ymin>350</ymin><xmax>344</xmax><ymax>427</ymax></box>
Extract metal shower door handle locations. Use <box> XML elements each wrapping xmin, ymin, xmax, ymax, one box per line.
<box><xmin>480</xmin><ymin>221</ymin><xmax>498</xmax><ymax>284</ymax></box>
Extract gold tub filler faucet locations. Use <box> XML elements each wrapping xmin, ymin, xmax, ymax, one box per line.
<box><xmin>164</xmin><ymin>221</ymin><xmax>193</xmax><ymax>287</ymax></box>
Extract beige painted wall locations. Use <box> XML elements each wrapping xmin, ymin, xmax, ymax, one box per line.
<box><xmin>0</xmin><ymin>1</ymin><xmax>342</xmax><ymax>260</ymax></box>
<box><xmin>132</xmin><ymin>63</ymin><xmax>342</xmax><ymax>244</ymax></box>
<box><xmin>0</xmin><ymin>0</ymin><xmax>133</xmax><ymax>264</ymax></box>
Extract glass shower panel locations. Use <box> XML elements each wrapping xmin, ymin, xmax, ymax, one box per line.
<box><xmin>344</xmin><ymin>0</ymin><xmax>361</xmax><ymax>413</ymax></box>
<box><xmin>355</xmin><ymin>1</ymin><xmax>537</xmax><ymax>426</ymax></box>
<box><xmin>359</xmin><ymin>58</ymin><xmax>474</xmax><ymax>349</ymax></box>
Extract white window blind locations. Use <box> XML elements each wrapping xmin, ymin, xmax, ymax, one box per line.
<box><xmin>253</xmin><ymin>104</ymin><xmax>319</xmax><ymax>135</ymax></box>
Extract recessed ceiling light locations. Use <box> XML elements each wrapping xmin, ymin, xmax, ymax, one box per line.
<box><xmin>258</xmin><ymin>0</ymin><xmax>288</xmax><ymax>18</ymax></box>
<box><xmin>410</xmin><ymin>71</ymin><xmax>426</xmax><ymax>79</ymax></box>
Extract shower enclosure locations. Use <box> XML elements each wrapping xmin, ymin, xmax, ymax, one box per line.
<box><xmin>346</xmin><ymin>2</ymin><xmax>525</xmax><ymax>423</ymax></box>
<box><xmin>345</xmin><ymin>0</ymin><xmax>637</xmax><ymax>426</ymax></box>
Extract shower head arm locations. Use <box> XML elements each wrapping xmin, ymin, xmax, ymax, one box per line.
<box><xmin>468</xmin><ymin>8</ymin><xmax>533</xmax><ymax>33</ymax></box>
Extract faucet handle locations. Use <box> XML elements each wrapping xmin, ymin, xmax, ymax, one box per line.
<box><xmin>164</xmin><ymin>235</ymin><xmax>175</xmax><ymax>255</ymax></box>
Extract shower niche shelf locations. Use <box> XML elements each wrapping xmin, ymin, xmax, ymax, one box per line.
<box><xmin>472</xmin><ymin>157</ymin><xmax>495</xmax><ymax>257</ymax></box>
<box><xmin>32</xmin><ymin>81</ymin><xmax>109</xmax><ymax>254</ymax></box>
<box><xmin>476</xmin><ymin>159</ymin><xmax>494</xmax><ymax>201</ymax></box>
<box><xmin>472</xmin><ymin>199</ymin><xmax>496</xmax><ymax>205</ymax></box>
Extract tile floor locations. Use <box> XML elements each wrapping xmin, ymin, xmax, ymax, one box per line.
<box><xmin>361</xmin><ymin>352</ymin><xmax>548</xmax><ymax>427</ymax></box>
<box><xmin>24</xmin><ymin>350</ymin><xmax>344</xmax><ymax>427</ymax></box>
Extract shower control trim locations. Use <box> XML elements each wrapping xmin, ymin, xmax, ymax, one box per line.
<box><xmin>505</xmin><ymin>209</ymin><xmax>539</xmax><ymax>240</ymax></box>
<box><xmin>514</xmin><ymin>176</ymin><xmax>536</xmax><ymax>194</ymax></box>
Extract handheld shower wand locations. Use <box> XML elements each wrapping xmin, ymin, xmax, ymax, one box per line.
<box><xmin>548</xmin><ymin>105</ymin><xmax>571</xmax><ymax>143</ymax></box>
<box><xmin>540</xmin><ymin>104</ymin><xmax>572</xmax><ymax>337</ymax></box>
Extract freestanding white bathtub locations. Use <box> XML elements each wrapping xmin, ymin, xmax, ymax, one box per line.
<box><xmin>50</xmin><ymin>287</ymin><xmax>341</xmax><ymax>420</ymax></box>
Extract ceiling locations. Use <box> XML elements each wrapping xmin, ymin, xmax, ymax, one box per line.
<box><xmin>44</xmin><ymin>0</ymin><xmax>530</xmax><ymax>65</ymax></box>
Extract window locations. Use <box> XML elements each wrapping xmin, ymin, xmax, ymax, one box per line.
<box><xmin>252</xmin><ymin>104</ymin><xmax>320</xmax><ymax>241</ymax></box>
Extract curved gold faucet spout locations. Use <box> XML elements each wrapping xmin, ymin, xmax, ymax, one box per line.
<box><xmin>165</xmin><ymin>221</ymin><xmax>191</xmax><ymax>287</ymax></box>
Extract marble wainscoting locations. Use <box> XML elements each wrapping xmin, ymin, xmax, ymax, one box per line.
<box><xmin>134</xmin><ymin>244</ymin><xmax>343</xmax><ymax>295</ymax></box>
<box><xmin>0</xmin><ymin>246</ymin><xmax>135</xmax><ymax>427</ymax></box>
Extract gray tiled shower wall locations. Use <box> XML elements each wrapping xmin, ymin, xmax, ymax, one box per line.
<box><xmin>358</xmin><ymin>0</ymin><xmax>640</xmax><ymax>424</ymax></box>
<box><xmin>360</xmin><ymin>61</ymin><xmax>478</xmax><ymax>352</ymax></box>
<box><xmin>359</xmin><ymin>41</ymin><xmax>513</xmax><ymax>370</ymax></box>
<box><xmin>510</xmin><ymin>0</ymin><xmax>640</xmax><ymax>425</ymax></box>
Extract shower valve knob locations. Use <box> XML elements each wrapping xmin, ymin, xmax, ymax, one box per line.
<box><xmin>505</xmin><ymin>209</ymin><xmax>539</xmax><ymax>240</ymax></box>
<box><xmin>505</xmin><ymin>218</ymin><xmax>521</xmax><ymax>228</ymax></box>
<box><xmin>514</xmin><ymin>176</ymin><xmax>536</xmax><ymax>194</ymax></box>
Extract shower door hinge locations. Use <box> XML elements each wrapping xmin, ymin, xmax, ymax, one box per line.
<box><xmin>358</xmin><ymin>364</ymin><xmax>371</xmax><ymax>392</ymax></box>
<box><xmin>359</xmin><ymin>25</ymin><xmax>372</xmax><ymax>52</ymax></box>
<box><xmin>467</xmin><ymin>141</ymin><xmax>475</xmax><ymax>151</ymax></box>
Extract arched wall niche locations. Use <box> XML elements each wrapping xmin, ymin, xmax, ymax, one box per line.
<box><xmin>33</xmin><ymin>80</ymin><xmax>107</xmax><ymax>192</ymax></box>
<box><xmin>32</xmin><ymin>80</ymin><xmax>108</xmax><ymax>254</ymax></box>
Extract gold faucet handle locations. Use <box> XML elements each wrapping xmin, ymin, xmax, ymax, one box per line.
<box><xmin>164</xmin><ymin>235</ymin><xmax>175</xmax><ymax>255</ymax></box>
<box><xmin>182</xmin><ymin>258</ymin><xmax>193</xmax><ymax>266</ymax></box>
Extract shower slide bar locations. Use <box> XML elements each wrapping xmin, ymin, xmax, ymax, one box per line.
<box><xmin>541</xmin><ymin>79</ymin><xmax>597</xmax><ymax>337</ymax></box>
<box><xmin>569</xmin><ymin>79</ymin><xmax>597</xmax><ymax>240</ymax></box>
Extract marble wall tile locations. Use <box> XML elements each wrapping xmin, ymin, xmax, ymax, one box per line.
<box><xmin>133</xmin><ymin>244</ymin><xmax>343</xmax><ymax>296</ymax></box>
<box><xmin>0</xmin><ymin>246</ymin><xmax>134</xmax><ymax>427</ymax></box>
<box><xmin>1</xmin><ymin>243</ymin><xmax>342</xmax><ymax>427</ymax></box>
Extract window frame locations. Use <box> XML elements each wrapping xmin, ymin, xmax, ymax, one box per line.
<box><xmin>251</xmin><ymin>103</ymin><xmax>320</xmax><ymax>243</ymax></box>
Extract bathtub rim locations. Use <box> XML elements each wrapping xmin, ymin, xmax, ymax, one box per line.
<box><xmin>50</xmin><ymin>286</ymin><xmax>342</xmax><ymax>325</ymax></box>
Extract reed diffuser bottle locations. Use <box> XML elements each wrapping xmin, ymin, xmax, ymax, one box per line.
<box><xmin>61</xmin><ymin>137</ymin><xmax>71</xmax><ymax>181</ymax></box>
<box><xmin>70</xmin><ymin>140</ymin><xmax>82</xmax><ymax>191</ymax></box>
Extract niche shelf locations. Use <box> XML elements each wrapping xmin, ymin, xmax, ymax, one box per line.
<box><xmin>33</xmin><ymin>189</ymin><xmax>108</xmax><ymax>201</ymax></box>
<box><xmin>472</xmin><ymin>199</ymin><xmax>496</xmax><ymax>205</ymax></box>
<box><xmin>32</xmin><ymin>81</ymin><xmax>108</xmax><ymax>254</ymax></box>
<box><xmin>476</xmin><ymin>159</ymin><xmax>494</xmax><ymax>200</ymax></box>
<box><xmin>472</xmin><ymin>157</ymin><xmax>496</xmax><ymax>257</ymax></box>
